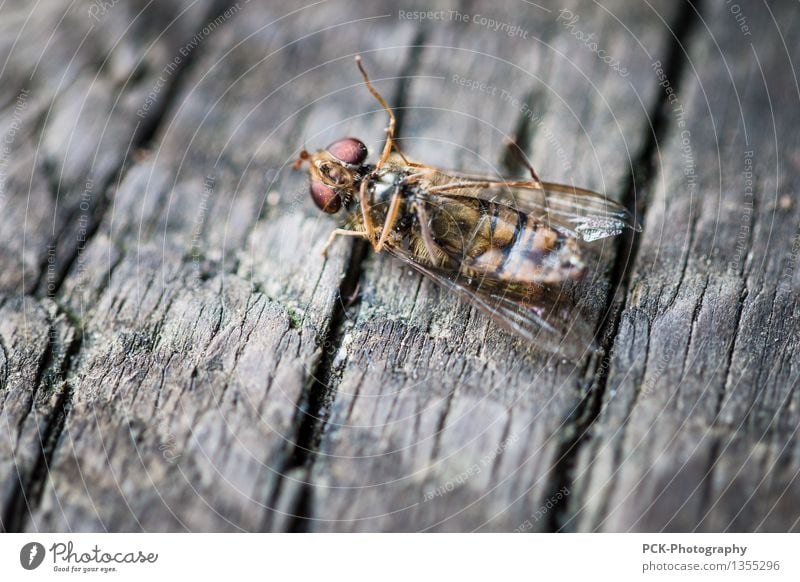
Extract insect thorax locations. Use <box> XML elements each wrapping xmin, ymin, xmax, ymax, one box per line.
<box><xmin>346</xmin><ymin>166</ymin><xmax>416</xmax><ymax>233</ymax></box>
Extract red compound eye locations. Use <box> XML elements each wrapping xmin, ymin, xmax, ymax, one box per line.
<box><xmin>326</xmin><ymin>137</ymin><xmax>367</xmax><ymax>165</ymax></box>
<box><xmin>310</xmin><ymin>180</ymin><xmax>341</xmax><ymax>213</ymax></box>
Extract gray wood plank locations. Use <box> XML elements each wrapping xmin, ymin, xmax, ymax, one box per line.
<box><xmin>304</xmin><ymin>0</ymin><xmax>681</xmax><ymax>531</ymax></box>
<box><xmin>0</xmin><ymin>0</ymin><xmax>222</xmax><ymax>295</ymax></box>
<box><xmin>0</xmin><ymin>0</ymin><xmax>226</xmax><ymax>532</ymax></box>
<box><xmin>571</xmin><ymin>1</ymin><xmax>800</xmax><ymax>532</ymax></box>
<box><xmin>23</xmin><ymin>1</ymin><xmax>421</xmax><ymax>531</ymax></box>
<box><xmin>0</xmin><ymin>297</ymin><xmax>75</xmax><ymax>531</ymax></box>
<box><xmin>1</xmin><ymin>0</ymin><xmax>798</xmax><ymax>534</ymax></box>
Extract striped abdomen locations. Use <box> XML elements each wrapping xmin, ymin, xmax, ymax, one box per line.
<box><xmin>426</xmin><ymin>196</ymin><xmax>586</xmax><ymax>285</ymax></box>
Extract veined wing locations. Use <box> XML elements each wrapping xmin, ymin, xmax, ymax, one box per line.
<box><xmin>412</xmin><ymin>166</ymin><xmax>639</xmax><ymax>243</ymax></box>
<box><xmin>384</xmin><ymin>243</ymin><xmax>597</xmax><ymax>359</ymax></box>
<box><xmin>417</xmin><ymin>193</ymin><xmax>587</xmax><ymax>285</ymax></box>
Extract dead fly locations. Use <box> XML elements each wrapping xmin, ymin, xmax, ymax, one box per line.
<box><xmin>293</xmin><ymin>57</ymin><xmax>639</xmax><ymax>357</ymax></box>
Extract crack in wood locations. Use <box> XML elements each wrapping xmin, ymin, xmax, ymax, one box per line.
<box><xmin>1</xmin><ymin>307</ymin><xmax>80</xmax><ymax>532</ymax></box>
<box><xmin>694</xmin><ymin>282</ymin><xmax>749</xmax><ymax>524</ymax></box>
<box><xmin>262</xmin><ymin>33</ymin><xmax>429</xmax><ymax>532</ymax></box>
<box><xmin>2</xmin><ymin>0</ymin><xmax>242</xmax><ymax>532</ymax></box>
<box><xmin>14</xmin><ymin>316</ymin><xmax>57</xmax><ymax>446</ymax></box>
<box><xmin>676</xmin><ymin>274</ymin><xmax>711</xmax><ymax>385</ymax></box>
<box><xmin>32</xmin><ymin>0</ymin><xmax>238</xmax><ymax>300</ymax></box>
<box><xmin>545</xmin><ymin>0</ymin><xmax>704</xmax><ymax>533</ymax></box>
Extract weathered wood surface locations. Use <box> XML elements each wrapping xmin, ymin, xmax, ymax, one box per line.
<box><xmin>0</xmin><ymin>0</ymin><xmax>798</xmax><ymax>532</ymax></box>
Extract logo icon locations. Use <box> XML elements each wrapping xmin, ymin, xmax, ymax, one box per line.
<box><xmin>20</xmin><ymin>542</ymin><xmax>46</xmax><ymax>570</ymax></box>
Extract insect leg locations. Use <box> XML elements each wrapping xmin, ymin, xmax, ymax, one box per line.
<box><xmin>503</xmin><ymin>137</ymin><xmax>543</xmax><ymax>185</ymax></box>
<box><xmin>400</xmin><ymin>173</ymin><xmax>424</xmax><ymax>185</ymax></box>
<box><xmin>522</xmin><ymin>158</ymin><xmax>542</xmax><ymax>185</ymax></box>
<box><xmin>321</xmin><ymin>228</ymin><xmax>368</xmax><ymax>257</ymax></box>
<box><xmin>375</xmin><ymin>185</ymin><xmax>403</xmax><ymax>252</ymax></box>
<box><xmin>427</xmin><ymin>180</ymin><xmax>542</xmax><ymax>193</ymax></box>
<box><xmin>392</xmin><ymin>144</ymin><xmax>412</xmax><ymax>165</ymax></box>
<box><xmin>389</xmin><ymin>141</ymin><xmax>425</xmax><ymax>167</ymax></box>
<box><xmin>356</xmin><ymin>56</ymin><xmax>396</xmax><ymax>171</ymax></box>
<box><xmin>413</xmin><ymin>202</ymin><xmax>443</xmax><ymax>267</ymax></box>
<box><xmin>358</xmin><ymin>177</ymin><xmax>378</xmax><ymax>249</ymax></box>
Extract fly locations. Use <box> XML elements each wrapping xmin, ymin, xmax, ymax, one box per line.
<box><xmin>293</xmin><ymin>56</ymin><xmax>640</xmax><ymax>357</ymax></box>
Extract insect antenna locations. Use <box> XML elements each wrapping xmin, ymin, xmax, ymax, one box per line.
<box><xmin>355</xmin><ymin>55</ymin><xmax>396</xmax><ymax>170</ymax></box>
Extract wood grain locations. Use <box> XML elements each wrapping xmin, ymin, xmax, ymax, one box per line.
<box><xmin>0</xmin><ymin>0</ymin><xmax>798</xmax><ymax>532</ymax></box>
<box><xmin>571</xmin><ymin>0</ymin><xmax>800</xmax><ymax>532</ymax></box>
<box><xmin>305</xmin><ymin>0</ymin><xmax>681</xmax><ymax>532</ymax></box>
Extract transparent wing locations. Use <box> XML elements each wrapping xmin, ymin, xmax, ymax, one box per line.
<box><xmin>384</xmin><ymin>244</ymin><xmax>597</xmax><ymax>360</ymax></box>
<box><xmin>416</xmin><ymin>166</ymin><xmax>640</xmax><ymax>243</ymax></box>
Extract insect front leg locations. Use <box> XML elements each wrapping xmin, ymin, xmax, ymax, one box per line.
<box><xmin>321</xmin><ymin>228</ymin><xmax>368</xmax><ymax>257</ymax></box>
<box><xmin>401</xmin><ymin>169</ymin><xmax>436</xmax><ymax>185</ymax></box>
<box><xmin>375</xmin><ymin>184</ymin><xmax>403</xmax><ymax>253</ymax></box>
<box><xmin>413</xmin><ymin>202</ymin><xmax>445</xmax><ymax>267</ymax></box>
<box><xmin>427</xmin><ymin>180</ymin><xmax>543</xmax><ymax>193</ymax></box>
<box><xmin>358</xmin><ymin>177</ymin><xmax>377</xmax><ymax>249</ymax></box>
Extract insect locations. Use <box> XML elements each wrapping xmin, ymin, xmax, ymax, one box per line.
<box><xmin>294</xmin><ymin>56</ymin><xmax>639</xmax><ymax>357</ymax></box>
